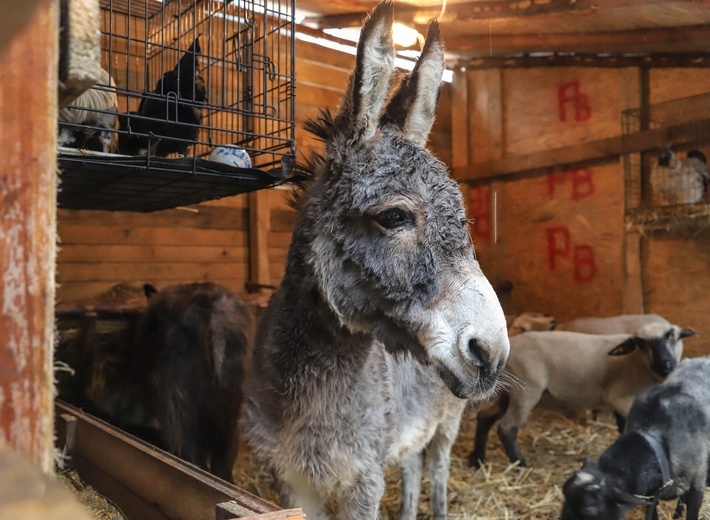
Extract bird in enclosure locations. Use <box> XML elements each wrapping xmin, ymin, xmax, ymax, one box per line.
<box><xmin>679</xmin><ymin>149</ymin><xmax>708</xmax><ymax>204</ymax></box>
<box><xmin>118</xmin><ymin>36</ymin><xmax>207</xmax><ymax>157</ymax></box>
<box><xmin>58</xmin><ymin>67</ymin><xmax>118</xmax><ymax>153</ymax></box>
<box><xmin>650</xmin><ymin>146</ymin><xmax>708</xmax><ymax>205</ymax></box>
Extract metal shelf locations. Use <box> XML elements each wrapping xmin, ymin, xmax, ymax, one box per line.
<box><xmin>58</xmin><ymin>148</ymin><xmax>291</xmax><ymax>212</ymax></box>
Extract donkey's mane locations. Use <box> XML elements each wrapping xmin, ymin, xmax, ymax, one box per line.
<box><xmin>288</xmin><ymin>107</ymin><xmax>336</xmax><ymax>209</ymax></box>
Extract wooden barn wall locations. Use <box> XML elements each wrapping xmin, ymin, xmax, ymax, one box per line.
<box><xmin>642</xmin><ymin>68</ymin><xmax>710</xmax><ymax>358</ymax></box>
<box><xmin>458</xmin><ymin>66</ymin><xmax>710</xmax><ymax>354</ymax></box>
<box><xmin>56</xmin><ymin>30</ymin><xmax>452</xmax><ymax>303</ymax></box>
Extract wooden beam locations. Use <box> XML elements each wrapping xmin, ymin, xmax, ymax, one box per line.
<box><xmin>451</xmin><ymin>70</ymin><xmax>469</xmax><ymax>170</ymax></box>
<box><xmin>55</xmin><ymin>401</ymin><xmax>288</xmax><ymax>520</ymax></box>
<box><xmin>447</xmin><ymin>25</ymin><xmax>710</xmax><ymax>56</ymax></box>
<box><xmin>0</xmin><ymin>0</ymin><xmax>57</xmax><ymax>473</ymax></box>
<box><xmin>302</xmin><ymin>0</ymin><xmax>681</xmax><ymax>28</ymax></box>
<box><xmin>456</xmin><ymin>53</ymin><xmax>710</xmax><ymax>70</ymax></box>
<box><xmin>455</xmin><ymin>118</ymin><xmax>710</xmax><ymax>183</ymax></box>
<box><xmin>619</xmin><ymin>68</ymin><xmax>646</xmax><ymax>315</ymax></box>
<box><xmin>249</xmin><ymin>190</ymin><xmax>271</xmax><ymax>293</ymax></box>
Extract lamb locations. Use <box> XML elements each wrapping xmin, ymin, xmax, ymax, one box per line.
<box><xmin>554</xmin><ymin>313</ymin><xmax>671</xmax><ymax>335</ymax></box>
<box><xmin>507</xmin><ymin>312</ymin><xmax>557</xmax><ymax>336</ymax></box>
<box><xmin>561</xmin><ymin>357</ymin><xmax>710</xmax><ymax>520</ymax></box>
<box><xmin>468</xmin><ymin>322</ymin><xmax>695</xmax><ymax>468</ymax></box>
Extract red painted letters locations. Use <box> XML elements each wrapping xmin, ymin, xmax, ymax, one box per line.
<box><xmin>557</xmin><ymin>80</ymin><xmax>591</xmax><ymax>122</ymax></box>
<box><xmin>546</xmin><ymin>226</ymin><xmax>597</xmax><ymax>282</ymax></box>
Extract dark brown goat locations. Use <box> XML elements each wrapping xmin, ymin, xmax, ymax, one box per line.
<box><xmin>56</xmin><ymin>282</ymin><xmax>253</xmax><ymax>483</ymax></box>
<box><xmin>136</xmin><ymin>282</ymin><xmax>253</xmax><ymax>481</ymax></box>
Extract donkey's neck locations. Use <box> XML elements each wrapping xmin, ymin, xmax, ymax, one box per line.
<box><xmin>267</xmin><ymin>240</ymin><xmax>377</xmax><ymax>385</ymax></box>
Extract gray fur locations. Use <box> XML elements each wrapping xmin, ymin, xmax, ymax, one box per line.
<box><xmin>469</xmin><ymin>322</ymin><xmax>688</xmax><ymax>468</ymax></box>
<box><xmin>243</xmin><ymin>3</ymin><xmax>509</xmax><ymax>519</ymax></box>
<box><xmin>562</xmin><ymin>357</ymin><xmax>710</xmax><ymax>520</ymax></box>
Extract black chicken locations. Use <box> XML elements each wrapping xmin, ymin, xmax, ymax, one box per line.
<box><xmin>118</xmin><ymin>36</ymin><xmax>207</xmax><ymax>157</ymax></box>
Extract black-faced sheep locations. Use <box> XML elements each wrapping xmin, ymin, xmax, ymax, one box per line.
<box><xmin>469</xmin><ymin>322</ymin><xmax>694</xmax><ymax>468</ymax></box>
<box><xmin>561</xmin><ymin>356</ymin><xmax>710</xmax><ymax>520</ymax></box>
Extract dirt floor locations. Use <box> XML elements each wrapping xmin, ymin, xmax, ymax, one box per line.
<box><xmin>234</xmin><ymin>407</ymin><xmax>710</xmax><ymax>520</ymax></box>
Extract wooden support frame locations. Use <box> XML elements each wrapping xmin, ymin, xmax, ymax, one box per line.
<box><xmin>620</xmin><ymin>68</ymin><xmax>647</xmax><ymax>315</ymax></box>
<box><xmin>455</xmin><ymin>117</ymin><xmax>710</xmax><ymax>184</ymax></box>
<box><xmin>456</xmin><ymin>53</ymin><xmax>710</xmax><ymax>71</ymax></box>
<box><xmin>55</xmin><ymin>401</ymin><xmax>302</xmax><ymax>520</ymax></box>
<box><xmin>0</xmin><ymin>0</ymin><xmax>58</xmax><ymax>473</ymax></box>
<box><xmin>248</xmin><ymin>190</ymin><xmax>272</xmax><ymax>293</ymax></box>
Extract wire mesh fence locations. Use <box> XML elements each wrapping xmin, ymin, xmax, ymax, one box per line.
<box><xmin>58</xmin><ymin>0</ymin><xmax>296</xmax><ymax>211</ymax></box>
<box><xmin>622</xmin><ymin>92</ymin><xmax>710</xmax><ymax>220</ymax></box>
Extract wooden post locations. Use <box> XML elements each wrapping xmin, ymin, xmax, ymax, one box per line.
<box><xmin>620</xmin><ymin>67</ymin><xmax>646</xmax><ymax>314</ymax></box>
<box><xmin>0</xmin><ymin>0</ymin><xmax>58</xmax><ymax>473</ymax></box>
<box><xmin>468</xmin><ymin>69</ymin><xmax>506</xmax><ymax>285</ymax></box>
<box><xmin>248</xmin><ymin>191</ymin><xmax>271</xmax><ymax>292</ymax></box>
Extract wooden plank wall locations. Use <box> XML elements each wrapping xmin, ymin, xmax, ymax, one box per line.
<box><xmin>458</xmin><ymin>65</ymin><xmax>710</xmax><ymax>356</ymax></box>
<box><xmin>56</xmin><ymin>31</ymin><xmax>453</xmax><ymax>303</ymax></box>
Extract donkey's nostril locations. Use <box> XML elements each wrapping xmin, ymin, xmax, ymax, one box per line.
<box><xmin>467</xmin><ymin>338</ymin><xmax>486</xmax><ymax>367</ymax></box>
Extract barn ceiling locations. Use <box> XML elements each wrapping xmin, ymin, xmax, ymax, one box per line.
<box><xmin>296</xmin><ymin>0</ymin><xmax>710</xmax><ymax>63</ymax></box>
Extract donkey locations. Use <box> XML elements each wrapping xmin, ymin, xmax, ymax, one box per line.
<box><xmin>243</xmin><ymin>2</ymin><xmax>510</xmax><ymax>518</ymax></box>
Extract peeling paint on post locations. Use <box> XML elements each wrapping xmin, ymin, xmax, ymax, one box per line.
<box><xmin>0</xmin><ymin>0</ymin><xmax>58</xmax><ymax>473</ymax></box>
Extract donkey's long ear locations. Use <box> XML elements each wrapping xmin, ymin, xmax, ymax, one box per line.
<box><xmin>382</xmin><ymin>20</ymin><xmax>444</xmax><ymax>146</ymax></box>
<box><xmin>337</xmin><ymin>0</ymin><xmax>395</xmax><ymax>142</ymax></box>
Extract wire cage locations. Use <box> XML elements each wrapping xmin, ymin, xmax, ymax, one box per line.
<box><xmin>622</xmin><ymin>92</ymin><xmax>710</xmax><ymax>227</ymax></box>
<box><xmin>58</xmin><ymin>0</ymin><xmax>296</xmax><ymax>212</ymax></box>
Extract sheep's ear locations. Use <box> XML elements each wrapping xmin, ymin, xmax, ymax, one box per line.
<box><xmin>381</xmin><ymin>20</ymin><xmax>444</xmax><ymax>146</ymax></box>
<box><xmin>608</xmin><ymin>338</ymin><xmax>637</xmax><ymax>356</ymax></box>
<box><xmin>336</xmin><ymin>0</ymin><xmax>394</xmax><ymax>142</ymax></box>
<box><xmin>143</xmin><ymin>283</ymin><xmax>158</xmax><ymax>300</ymax></box>
<box><xmin>677</xmin><ymin>326</ymin><xmax>697</xmax><ymax>339</ymax></box>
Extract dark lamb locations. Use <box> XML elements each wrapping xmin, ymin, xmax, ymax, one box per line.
<box><xmin>118</xmin><ymin>36</ymin><xmax>207</xmax><ymax>157</ymax></box>
<box><xmin>561</xmin><ymin>356</ymin><xmax>710</xmax><ymax>520</ymax></box>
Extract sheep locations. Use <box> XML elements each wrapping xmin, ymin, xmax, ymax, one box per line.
<box><xmin>58</xmin><ymin>67</ymin><xmax>118</xmax><ymax>153</ymax></box>
<box><xmin>561</xmin><ymin>357</ymin><xmax>710</xmax><ymax>520</ymax></box>
<box><xmin>468</xmin><ymin>322</ymin><xmax>695</xmax><ymax>468</ymax></box>
<box><xmin>554</xmin><ymin>313</ymin><xmax>671</xmax><ymax>335</ymax></box>
<box><xmin>506</xmin><ymin>312</ymin><xmax>557</xmax><ymax>336</ymax></box>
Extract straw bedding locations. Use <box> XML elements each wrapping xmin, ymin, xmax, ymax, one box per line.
<box><xmin>234</xmin><ymin>407</ymin><xmax>710</xmax><ymax>520</ymax></box>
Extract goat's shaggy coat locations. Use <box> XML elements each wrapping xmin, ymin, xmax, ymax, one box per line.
<box><xmin>243</xmin><ymin>2</ymin><xmax>509</xmax><ymax>519</ymax></box>
<box><xmin>562</xmin><ymin>357</ymin><xmax>710</xmax><ymax>520</ymax></box>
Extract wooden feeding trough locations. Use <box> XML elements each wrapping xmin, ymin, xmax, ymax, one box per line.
<box><xmin>55</xmin><ymin>400</ymin><xmax>304</xmax><ymax>520</ymax></box>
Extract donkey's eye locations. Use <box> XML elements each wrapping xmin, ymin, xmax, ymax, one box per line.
<box><xmin>375</xmin><ymin>208</ymin><xmax>411</xmax><ymax>229</ymax></box>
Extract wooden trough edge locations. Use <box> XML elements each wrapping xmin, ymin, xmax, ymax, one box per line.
<box><xmin>55</xmin><ymin>400</ymin><xmax>304</xmax><ymax>520</ymax></box>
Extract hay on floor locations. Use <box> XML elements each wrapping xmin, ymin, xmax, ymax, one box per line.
<box><xmin>234</xmin><ymin>408</ymin><xmax>710</xmax><ymax>520</ymax></box>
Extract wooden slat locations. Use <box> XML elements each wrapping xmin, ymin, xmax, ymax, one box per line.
<box><xmin>56</xmin><ymin>262</ymin><xmax>246</xmax><ymax>283</ymax></box>
<box><xmin>249</xmin><ymin>190</ymin><xmax>271</xmax><ymax>291</ymax></box>
<box><xmin>454</xmin><ymin>118</ymin><xmax>710</xmax><ymax>183</ymax></box>
<box><xmin>56</xmin><ymin>279</ymin><xmax>248</xmax><ymax>302</ymax></box>
<box><xmin>0</xmin><ymin>0</ymin><xmax>57</xmax><ymax>472</ymax></box>
<box><xmin>457</xmin><ymin>53</ymin><xmax>710</xmax><ymax>70</ymax></box>
<box><xmin>619</xmin><ymin>67</ymin><xmax>646</xmax><ymax>315</ymax></box>
<box><xmin>451</xmin><ymin>70</ymin><xmax>469</xmax><ymax>170</ymax></box>
<box><xmin>302</xmin><ymin>0</ymin><xmax>682</xmax><ymax>28</ymax></box>
<box><xmin>57</xmin><ymin>206</ymin><xmax>249</xmax><ymax>231</ymax></box>
<box><xmin>57</xmin><ymin>225</ymin><xmax>249</xmax><ymax>246</ymax></box>
<box><xmin>446</xmin><ymin>25</ymin><xmax>710</xmax><ymax>55</ymax></box>
<box><xmin>55</xmin><ymin>402</ymin><xmax>285</xmax><ymax>520</ymax></box>
<box><xmin>58</xmin><ymin>244</ymin><xmax>249</xmax><ymax>264</ymax></box>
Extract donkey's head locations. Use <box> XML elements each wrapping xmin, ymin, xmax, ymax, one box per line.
<box><xmin>297</xmin><ymin>0</ymin><xmax>509</xmax><ymax>400</ymax></box>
